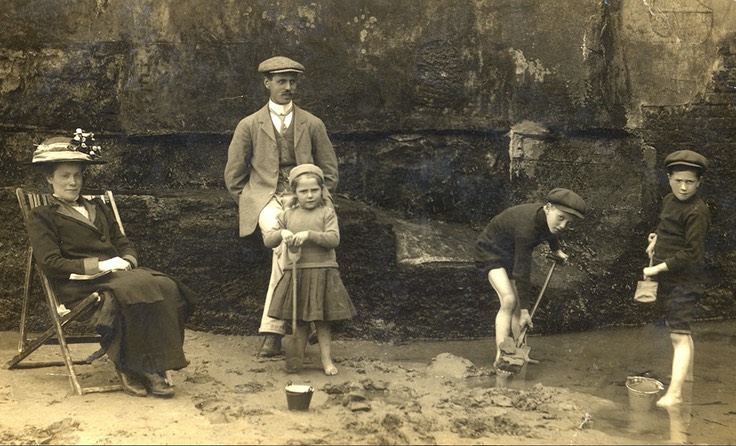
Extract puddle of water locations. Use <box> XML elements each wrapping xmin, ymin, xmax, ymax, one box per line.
<box><xmin>518</xmin><ymin>320</ymin><xmax>736</xmax><ymax>444</ymax></box>
<box><xmin>369</xmin><ymin>319</ymin><xmax>736</xmax><ymax>444</ymax></box>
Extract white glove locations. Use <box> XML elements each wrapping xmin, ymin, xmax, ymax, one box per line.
<box><xmin>99</xmin><ymin>257</ymin><xmax>130</xmax><ymax>272</ymax></box>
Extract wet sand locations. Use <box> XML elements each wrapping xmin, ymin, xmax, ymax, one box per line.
<box><xmin>0</xmin><ymin>320</ymin><xmax>734</xmax><ymax>444</ymax></box>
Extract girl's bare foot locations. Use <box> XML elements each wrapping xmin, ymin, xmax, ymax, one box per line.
<box><xmin>322</xmin><ymin>359</ymin><xmax>338</xmax><ymax>376</ymax></box>
<box><xmin>656</xmin><ymin>393</ymin><xmax>682</xmax><ymax>408</ymax></box>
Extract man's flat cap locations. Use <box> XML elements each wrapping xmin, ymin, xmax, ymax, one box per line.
<box><xmin>258</xmin><ymin>56</ymin><xmax>305</xmax><ymax>74</ymax></box>
<box><xmin>547</xmin><ymin>188</ymin><xmax>586</xmax><ymax>219</ymax></box>
<box><xmin>664</xmin><ymin>150</ymin><xmax>708</xmax><ymax>170</ymax></box>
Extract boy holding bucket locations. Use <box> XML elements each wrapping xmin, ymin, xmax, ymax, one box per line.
<box><xmin>643</xmin><ymin>149</ymin><xmax>711</xmax><ymax>408</ymax></box>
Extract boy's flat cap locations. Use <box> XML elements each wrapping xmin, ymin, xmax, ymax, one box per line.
<box><xmin>547</xmin><ymin>188</ymin><xmax>586</xmax><ymax>219</ymax></box>
<box><xmin>664</xmin><ymin>149</ymin><xmax>708</xmax><ymax>170</ymax></box>
<box><xmin>258</xmin><ymin>56</ymin><xmax>305</xmax><ymax>74</ymax></box>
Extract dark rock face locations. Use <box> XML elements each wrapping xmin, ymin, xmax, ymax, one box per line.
<box><xmin>0</xmin><ymin>2</ymin><xmax>735</xmax><ymax>340</ymax></box>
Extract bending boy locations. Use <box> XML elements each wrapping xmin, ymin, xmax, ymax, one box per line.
<box><xmin>475</xmin><ymin>188</ymin><xmax>586</xmax><ymax>370</ymax></box>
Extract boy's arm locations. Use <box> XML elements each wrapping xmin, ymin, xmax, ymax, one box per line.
<box><xmin>644</xmin><ymin>209</ymin><xmax>709</xmax><ymax>278</ymax></box>
<box><xmin>664</xmin><ymin>211</ymin><xmax>709</xmax><ymax>272</ymax></box>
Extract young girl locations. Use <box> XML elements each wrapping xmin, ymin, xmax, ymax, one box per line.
<box><xmin>474</xmin><ymin>188</ymin><xmax>586</xmax><ymax>373</ymax></box>
<box><xmin>265</xmin><ymin>163</ymin><xmax>356</xmax><ymax>375</ymax></box>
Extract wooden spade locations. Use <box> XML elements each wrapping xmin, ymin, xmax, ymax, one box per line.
<box><xmin>499</xmin><ymin>258</ymin><xmax>559</xmax><ymax>375</ymax></box>
<box><xmin>283</xmin><ymin>245</ymin><xmax>303</xmax><ymax>373</ymax></box>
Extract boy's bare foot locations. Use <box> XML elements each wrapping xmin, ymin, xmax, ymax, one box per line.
<box><xmin>656</xmin><ymin>393</ymin><xmax>682</xmax><ymax>408</ymax></box>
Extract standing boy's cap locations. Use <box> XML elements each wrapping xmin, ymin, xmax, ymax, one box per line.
<box><xmin>258</xmin><ymin>56</ymin><xmax>305</xmax><ymax>74</ymax></box>
<box><xmin>664</xmin><ymin>150</ymin><xmax>708</xmax><ymax>170</ymax></box>
<box><xmin>289</xmin><ymin>163</ymin><xmax>324</xmax><ymax>184</ymax></box>
<box><xmin>547</xmin><ymin>188</ymin><xmax>586</xmax><ymax>219</ymax></box>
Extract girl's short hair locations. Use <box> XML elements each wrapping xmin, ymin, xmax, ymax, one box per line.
<box><xmin>288</xmin><ymin>172</ymin><xmax>327</xmax><ymax>208</ymax></box>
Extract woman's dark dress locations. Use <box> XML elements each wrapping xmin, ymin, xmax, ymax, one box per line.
<box><xmin>27</xmin><ymin>196</ymin><xmax>198</xmax><ymax>374</ymax></box>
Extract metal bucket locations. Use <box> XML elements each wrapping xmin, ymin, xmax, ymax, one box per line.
<box><xmin>626</xmin><ymin>376</ymin><xmax>664</xmax><ymax>411</ymax></box>
<box><xmin>285</xmin><ymin>384</ymin><xmax>314</xmax><ymax>411</ymax></box>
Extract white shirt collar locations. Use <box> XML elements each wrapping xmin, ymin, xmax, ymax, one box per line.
<box><xmin>269</xmin><ymin>100</ymin><xmax>293</xmax><ymax>116</ymax></box>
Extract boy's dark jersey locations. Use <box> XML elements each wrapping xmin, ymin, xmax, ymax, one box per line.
<box><xmin>474</xmin><ymin>203</ymin><xmax>560</xmax><ymax>309</ymax></box>
<box><xmin>654</xmin><ymin>192</ymin><xmax>711</xmax><ymax>282</ymax></box>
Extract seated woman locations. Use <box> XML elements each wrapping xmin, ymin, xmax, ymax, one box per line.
<box><xmin>26</xmin><ymin>130</ymin><xmax>198</xmax><ymax>398</ymax></box>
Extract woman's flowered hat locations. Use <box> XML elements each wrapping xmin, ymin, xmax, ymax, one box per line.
<box><xmin>31</xmin><ymin>128</ymin><xmax>105</xmax><ymax>165</ymax></box>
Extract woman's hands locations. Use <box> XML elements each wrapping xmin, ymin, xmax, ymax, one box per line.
<box><xmin>98</xmin><ymin>256</ymin><xmax>131</xmax><ymax>272</ymax></box>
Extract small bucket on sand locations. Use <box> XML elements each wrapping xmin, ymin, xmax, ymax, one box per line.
<box><xmin>285</xmin><ymin>384</ymin><xmax>314</xmax><ymax>411</ymax></box>
<box><xmin>626</xmin><ymin>376</ymin><xmax>664</xmax><ymax>411</ymax></box>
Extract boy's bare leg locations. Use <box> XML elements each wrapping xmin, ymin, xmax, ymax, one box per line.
<box><xmin>510</xmin><ymin>287</ymin><xmax>521</xmax><ymax>341</ymax></box>
<box><xmin>489</xmin><ymin>268</ymin><xmax>517</xmax><ymax>366</ymax></box>
<box><xmin>657</xmin><ymin>333</ymin><xmax>692</xmax><ymax>408</ymax></box>
<box><xmin>315</xmin><ymin>321</ymin><xmax>337</xmax><ymax>375</ymax></box>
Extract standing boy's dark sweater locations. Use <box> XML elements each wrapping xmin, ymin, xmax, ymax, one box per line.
<box><xmin>654</xmin><ymin>192</ymin><xmax>710</xmax><ymax>283</ymax></box>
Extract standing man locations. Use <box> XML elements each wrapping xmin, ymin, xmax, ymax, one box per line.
<box><xmin>224</xmin><ymin>56</ymin><xmax>339</xmax><ymax>357</ymax></box>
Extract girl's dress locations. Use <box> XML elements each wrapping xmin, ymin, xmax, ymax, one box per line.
<box><xmin>266</xmin><ymin>204</ymin><xmax>356</xmax><ymax>322</ymax></box>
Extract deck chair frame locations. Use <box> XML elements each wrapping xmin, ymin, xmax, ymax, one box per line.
<box><xmin>5</xmin><ymin>188</ymin><xmax>124</xmax><ymax>395</ymax></box>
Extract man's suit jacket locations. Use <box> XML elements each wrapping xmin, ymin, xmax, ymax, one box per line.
<box><xmin>224</xmin><ymin>104</ymin><xmax>338</xmax><ymax>237</ymax></box>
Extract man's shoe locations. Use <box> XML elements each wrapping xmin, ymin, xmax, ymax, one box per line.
<box><xmin>258</xmin><ymin>334</ymin><xmax>283</xmax><ymax>357</ymax></box>
<box><xmin>142</xmin><ymin>372</ymin><xmax>175</xmax><ymax>398</ymax></box>
<box><xmin>116</xmin><ymin>369</ymin><xmax>148</xmax><ymax>397</ymax></box>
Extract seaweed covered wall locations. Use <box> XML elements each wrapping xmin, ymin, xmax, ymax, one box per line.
<box><xmin>0</xmin><ymin>0</ymin><xmax>734</xmax><ymax>340</ymax></box>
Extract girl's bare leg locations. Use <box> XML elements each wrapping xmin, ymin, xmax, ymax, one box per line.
<box><xmin>315</xmin><ymin>321</ymin><xmax>337</xmax><ymax>375</ymax></box>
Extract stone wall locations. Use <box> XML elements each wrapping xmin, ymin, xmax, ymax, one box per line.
<box><xmin>0</xmin><ymin>0</ymin><xmax>734</xmax><ymax>340</ymax></box>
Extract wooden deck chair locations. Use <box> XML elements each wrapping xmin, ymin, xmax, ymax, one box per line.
<box><xmin>4</xmin><ymin>188</ymin><xmax>124</xmax><ymax>395</ymax></box>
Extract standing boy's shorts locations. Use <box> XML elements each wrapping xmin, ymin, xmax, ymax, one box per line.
<box><xmin>658</xmin><ymin>281</ymin><xmax>705</xmax><ymax>335</ymax></box>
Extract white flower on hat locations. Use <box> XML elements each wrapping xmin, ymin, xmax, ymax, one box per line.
<box><xmin>71</xmin><ymin>128</ymin><xmax>103</xmax><ymax>159</ymax></box>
